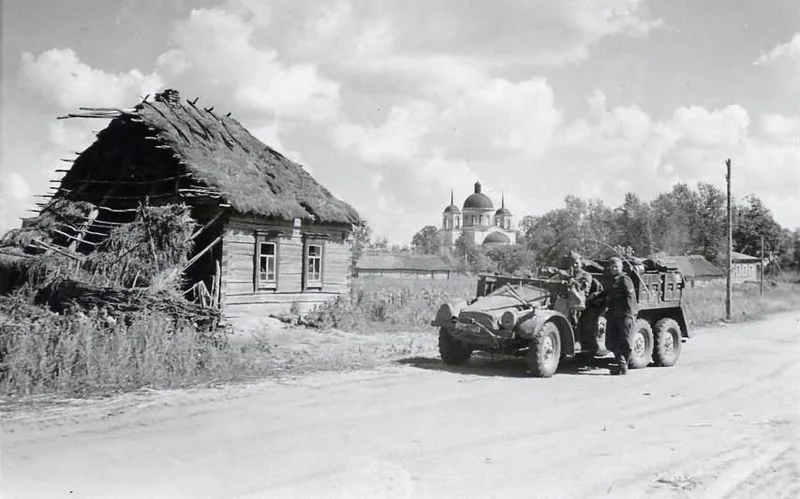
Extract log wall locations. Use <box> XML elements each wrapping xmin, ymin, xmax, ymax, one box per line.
<box><xmin>220</xmin><ymin>215</ymin><xmax>352</xmax><ymax>328</ymax></box>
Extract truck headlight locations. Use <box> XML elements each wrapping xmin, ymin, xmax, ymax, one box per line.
<box><xmin>500</xmin><ymin>310</ymin><xmax>517</xmax><ymax>329</ymax></box>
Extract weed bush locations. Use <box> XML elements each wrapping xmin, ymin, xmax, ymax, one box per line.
<box><xmin>0</xmin><ymin>300</ymin><xmax>228</xmax><ymax>396</ymax></box>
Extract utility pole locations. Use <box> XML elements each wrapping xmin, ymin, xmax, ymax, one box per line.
<box><xmin>725</xmin><ymin>159</ymin><xmax>732</xmax><ymax>320</ymax></box>
<box><xmin>760</xmin><ymin>234</ymin><xmax>765</xmax><ymax>297</ymax></box>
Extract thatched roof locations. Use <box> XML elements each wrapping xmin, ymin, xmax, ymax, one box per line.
<box><xmin>57</xmin><ymin>89</ymin><xmax>360</xmax><ymax>225</ymax></box>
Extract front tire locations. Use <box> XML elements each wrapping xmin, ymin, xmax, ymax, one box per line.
<box><xmin>438</xmin><ymin>328</ymin><xmax>471</xmax><ymax>365</ymax></box>
<box><xmin>526</xmin><ymin>321</ymin><xmax>561</xmax><ymax>378</ymax></box>
<box><xmin>653</xmin><ymin>318</ymin><xmax>682</xmax><ymax>367</ymax></box>
<box><xmin>628</xmin><ymin>319</ymin><xmax>654</xmax><ymax>369</ymax></box>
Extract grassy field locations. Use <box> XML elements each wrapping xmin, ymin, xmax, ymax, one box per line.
<box><xmin>312</xmin><ymin>273</ymin><xmax>800</xmax><ymax>332</ymax></box>
<box><xmin>2</xmin><ymin>273</ymin><xmax>798</xmax><ymax>398</ymax></box>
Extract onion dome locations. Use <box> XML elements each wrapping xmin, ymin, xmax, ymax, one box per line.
<box><xmin>495</xmin><ymin>193</ymin><xmax>511</xmax><ymax>216</ymax></box>
<box><xmin>443</xmin><ymin>189</ymin><xmax>461</xmax><ymax>214</ymax></box>
<box><xmin>463</xmin><ymin>181</ymin><xmax>494</xmax><ymax>210</ymax></box>
<box><xmin>483</xmin><ymin>232</ymin><xmax>511</xmax><ymax>244</ymax></box>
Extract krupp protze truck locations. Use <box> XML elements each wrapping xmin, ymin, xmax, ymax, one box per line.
<box><xmin>430</xmin><ymin>257</ymin><xmax>689</xmax><ymax>377</ymax></box>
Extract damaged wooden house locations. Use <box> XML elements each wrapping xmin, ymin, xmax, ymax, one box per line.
<box><xmin>19</xmin><ymin>89</ymin><xmax>361</xmax><ymax>328</ymax></box>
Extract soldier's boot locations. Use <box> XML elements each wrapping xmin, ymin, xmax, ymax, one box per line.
<box><xmin>618</xmin><ymin>357</ymin><xmax>629</xmax><ymax>376</ymax></box>
<box><xmin>610</xmin><ymin>355</ymin><xmax>628</xmax><ymax>375</ymax></box>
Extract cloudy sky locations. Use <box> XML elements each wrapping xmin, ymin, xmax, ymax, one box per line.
<box><xmin>1</xmin><ymin>0</ymin><xmax>798</xmax><ymax>244</ymax></box>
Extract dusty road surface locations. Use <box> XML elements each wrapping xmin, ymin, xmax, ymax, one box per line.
<box><xmin>2</xmin><ymin>312</ymin><xmax>799</xmax><ymax>499</ymax></box>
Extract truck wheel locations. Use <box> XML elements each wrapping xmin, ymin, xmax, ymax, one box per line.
<box><xmin>438</xmin><ymin>328</ymin><xmax>471</xmax><ymax>365</ymax></box>
<box><xmin>628</xmin><ymin>319</ymin><xmax>654</xmax><ymax>369</ymax></box>
<box><xmin>526</xmin><ymin>321</ymin><xmax>561</xmax><ymax>378</ymax></box>
<box><xmin>653</xmin><ymin>318</ymin><xmax>682</xmax><ymax>367</ymax></box>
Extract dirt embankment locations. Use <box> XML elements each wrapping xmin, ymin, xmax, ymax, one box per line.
<box><xmin>2</xmin><ymin>312</ymin><xmax>799</xmax><ymax>499</ymax></box>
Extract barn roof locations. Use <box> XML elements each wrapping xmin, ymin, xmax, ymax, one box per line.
<box><xmin>660</xmin><ymin>255</ymin><xmax>724</xmax><ymax>278</ymax></box>
<box><xmin>56</xmin><ymin>89</ymin><xmax>360</xmax><ymax>225</ymax></box>
<box><xmin>357</xmin><ymin>253</ymin><xmax>454</xmax><ymax>272</ymax></box>
<box><xmin>731</xmin><ymin>251</ymin><xmax>760</xmax><ymax>262</ymax></box>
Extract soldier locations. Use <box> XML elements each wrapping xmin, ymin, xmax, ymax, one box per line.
<box><xmin>565</xmin><ymin>252</ymin><xmax>593</xmax><ymax>328</ymax></box>
<box><xmin>599</xmin><ymin>256</ymin><xmax>638</xmax><ymax>375</ymax></box>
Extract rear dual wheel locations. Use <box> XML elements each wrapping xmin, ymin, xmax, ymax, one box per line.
<box><xmin>653</xmin><ymin>318</ymin><xmax>682</xmax><ymax>367</ymax></box>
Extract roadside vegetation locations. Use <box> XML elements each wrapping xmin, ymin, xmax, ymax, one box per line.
<box><xmin>2</xmin><ymin>273</ymin><xmax>799</xmax><ymax>397</ymax></box>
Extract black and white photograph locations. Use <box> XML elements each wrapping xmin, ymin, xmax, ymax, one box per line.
<box><xmin>0</xmin><ymin>1</ymin><xmax>798</xmax><ymax>497</ymax></box>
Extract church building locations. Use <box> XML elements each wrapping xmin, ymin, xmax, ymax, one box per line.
<box><xmin>440</xmin><ymin>181</ymin><xmax>516</xmax><ymax>251</ymax></box>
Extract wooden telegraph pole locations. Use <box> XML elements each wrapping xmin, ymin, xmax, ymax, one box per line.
<box><xmin>725</xmin><ymin>159</ymin><xmax>732</xmax><ymax>320</ymax></box>
<box><xmin>760</xmin><ymin>235</ymin><xmax>765</xmax><ymax>297</ymax></box>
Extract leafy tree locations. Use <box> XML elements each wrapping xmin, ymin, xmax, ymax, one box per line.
<box><xmin>485</xmin><ymin>244</ymin><xmax>536</xmax><ymax>275</ymax></box>
<box><xmin>522</xmin><ymin>196</ymin><xmax>613</xmax><ymax>265</ymax></box>
<box><xmin>454</xmin><ymin>233</ymin><xmax>494</xmax><ymax>274</ymax></box>
<box><xmin>611</xmin><ymin>193</ymin><xmax>652</xmax><ymax>257</ymax></box>
<box><xmin>411</xmin><ymin>225</ymin><xmax>442</xmax><ymax>254</ymax></box>
<box><xmin>351</xmin><ymin>221</ymin><xmax>372</xmax><ymax>264</ymax></box>
<box><xmin>734</xmin><ymin>195</ymin><xmax>783</xmax><ymax>257</ymax></box>
<box><xmin>649</xmin><ymin>183</ymin><xmax>698</xmax><ymax>257</ymax></box>
<box><xmin>371</xmin><ymin>235</ymin><xmax>388</xmax><ymax>250</ymax></box>
<box><xmin>692</xmin><ymin>183</ymin><xmax>727</xmax><ymax>263</ymax></box>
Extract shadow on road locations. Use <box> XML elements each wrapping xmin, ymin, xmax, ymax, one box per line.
<box><xmin>396</xmin><ymin>354</ymin><xmax>617</xmax><ymax>378</ymax></box>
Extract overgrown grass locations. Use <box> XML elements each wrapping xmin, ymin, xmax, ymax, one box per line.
<box><xmin>0</xmin><ymin>304</ymin><xmax>230</xmax><ymax>396</ymax></box>
<box><xmin>682</xmin><ymin>278</ymin><xmax>800</xmax><ymax>326</ymax></box>
<box><xmin>302</xmin><ymin>276</ymin><xmax>476</xmax><ymax>331</ymax></box>
<box><xmin>3</xmin><ymin>274</ymin><xmax>797</xmax><ymax>398</ymax></box>
<box><xmin>307</xmin><ymin>274</ymin><xmax>800</xmax><ymax>332</ymax></box>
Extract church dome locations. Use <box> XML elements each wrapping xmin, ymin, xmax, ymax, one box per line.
<box><xmin>483</xmin><ymin>232</ymin><xmax>511</xmax><ymax>244</ymax></box>
<box><xmin>463</xmin><ymin>181</ymin><xmax>494</xmax><ymax>210</ymax></box>
<box><xmin>495</xmin><ymin>193</ymin><xmax>511</xmax><ymax>216</ymax></box>
<box><xmin>443</xmin><ymin>189</ymin><xmax>461</xmax><ymax>214</ymax></box>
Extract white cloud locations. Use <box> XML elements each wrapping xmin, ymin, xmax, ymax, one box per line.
<box><xmin>156</xmin><ymin>8</ymin><xmax>341</xmax><ymax>123</ymax></box>
<box><xmin>19</xmin><ymin>48</ymin><xmax>163</xmax><ymax>109</ymax></box>
<box><xmin>755</xmin><ymin>32</ymin><xmax>800</xmax><ymax>66</ymax></box>
<box><xmin>442</xmin><ymin>77</ymin><xmax>561</xmax><ymax>158</ymax></box>
<box><xmin>667</xmin><ymin>105</ymin><xmax>750</xmax><ymax>147</ymax></box>
<box><xmin>332</xmin><ymin>102</ymin><xmax>434</xmax><ymax>164</ymax></box>
<box><xmin>754</xmin><ymin>32</ymin><xmax>800</xmax><ymax>89</ymax></box>
<box><xmin>221</xmin><ymin>0</ymin><xmax>661</xmax><ymax>69</ymax></box>
<box><xmin>0</xmin><ymin>172</ymin><xmax>33</xmax><ymax>233</ymax></box>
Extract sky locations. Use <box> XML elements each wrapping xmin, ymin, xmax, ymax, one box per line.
<box><xmin>1</xmin><ymin>0</ymin><xmax>798</xmax><ymax>245</ymax></box>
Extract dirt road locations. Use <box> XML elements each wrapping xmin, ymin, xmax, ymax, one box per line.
<box><xmin>2</xmin><ymin>312</ymin><xmax>799</xmax><ymax>499</ymax></box>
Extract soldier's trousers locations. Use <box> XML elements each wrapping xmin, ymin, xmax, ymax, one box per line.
<box><xmin>605</xmin><ymin>315</ymin><xmax>634</xmax><ymax>365</ymax></box>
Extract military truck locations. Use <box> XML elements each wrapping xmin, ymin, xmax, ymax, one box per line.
<box><xmin>430</xmin><ymin>258</ymin><xmax>689</xmax><ymax>377</ymax></box>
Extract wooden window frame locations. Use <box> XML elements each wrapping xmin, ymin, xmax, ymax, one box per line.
<box><xmin>254</xmin><ymin>235</ymin><xmax>279</xmax><ymax>291</ymax></box>
<box><xmin>303</xmin><ymin>240</ymin><xmax>325</xmax><ymax>290</ymax></box>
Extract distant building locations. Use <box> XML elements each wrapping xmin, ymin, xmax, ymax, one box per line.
<box><xmin>355</xmin><ymin>252</ymin><xmax>454</xmax><ymax>279</ymax></box>
<box><xmin>439</xmin><ymin>181</ymin><xmax>516</xmax><ymax>252</ymax></box>
<box><xmin>731</xmin><ymin>251</ymin><xmax>761</xmax><ymax>283</ymax></box>
<box><xmin>659</xmin><ymin>255</ymin><xmax>724</xmax><ymax>287</ymax></box>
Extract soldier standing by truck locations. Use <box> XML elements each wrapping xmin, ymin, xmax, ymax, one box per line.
<box><xmin>565</xmin><ymin>252</ymin><xmax>596</xmax><ymax>329</ymax></box>
<box><xmin>598</xmin><ymin>256</ymin><xmax>638</xmax><ymax>375</ymax></box>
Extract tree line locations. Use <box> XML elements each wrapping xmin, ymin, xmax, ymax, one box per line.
<box><xmin>405</xmin><ymin>182</ymin><xmax>799</xmax><ymax>274</ymax></box>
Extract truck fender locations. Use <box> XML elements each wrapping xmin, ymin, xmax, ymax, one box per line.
<box><xmin>431</xmin><ymin>299</ymin><xmax>468</xmax><ymax>329</ymax></box>
<box><xmin>516</xmin><ymin>310</ymin><xmax>575</xmax><ymax>358</ymax></box>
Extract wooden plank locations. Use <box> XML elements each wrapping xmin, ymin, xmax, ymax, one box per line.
<box><xmin>223</xmin><ymin>292</ymin><xmax>342</xmax><ymax>306</ymax></box>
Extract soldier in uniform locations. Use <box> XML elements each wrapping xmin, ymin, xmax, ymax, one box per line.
<box><xmin>598</xmin><ymin>256</ymin><xmax>638</xmax><ymax>375</ymax></box>
<box><xmin>565</xmin><ymin>252</ymin><xmax>594</xmax><ymax>329</ymax></box>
